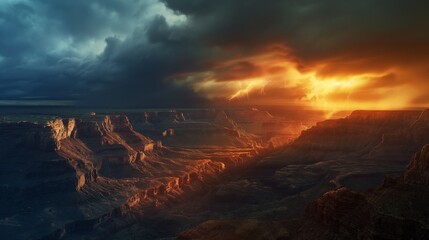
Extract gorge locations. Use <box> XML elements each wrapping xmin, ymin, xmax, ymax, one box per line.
<box><xmin>2</xmin><ymin>108</ymin><xmax>429</xmax><ymax>239</ymax></box>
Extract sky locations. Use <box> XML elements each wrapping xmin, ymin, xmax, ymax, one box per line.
<box><xmin>1</xmin><ymin>0</ymin><xmax>429</xmax><ymax>112</ymax></box>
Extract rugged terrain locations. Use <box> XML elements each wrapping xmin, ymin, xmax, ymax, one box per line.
<box><xmin>178</xmin><ymin>110</ymin><xmax>429</xmax><ymax>240</ymax></box>
<box><xmin>179</xmin><ymin>144</ymin><xmax>429</xmax><ymax>240</ymax></box>
<box><xmin>0</xmin><ymin>108</ymin><xmax>309</xmax><ymax>240</ymax></box>
<box><xmin>2</xmin><ymin>108</ymin><xmax>429</xmax><ymax>239</ymax></box>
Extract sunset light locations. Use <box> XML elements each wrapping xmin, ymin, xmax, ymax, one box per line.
<box><xmin>188</xmin><ymin>45</ymin><xmax>416</xmax><ymax>117</ymax></box>
<box><xmin>2</xmin><ymin>1</ymin><xmax>429</xmax><ymax>239</ymax></box>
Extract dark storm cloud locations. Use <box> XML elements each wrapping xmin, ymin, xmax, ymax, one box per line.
<box><xmin>0</xmin><ymin>0</ymin><xmax>143</xmax><ymax>59</ymax></box>
<box><xmin>82</xmin><ymin>15</ymin><xmax>221</xmax><ymax>107</ymax></box>
<box><xmin>162</xmin><ymin>0</ymin><xmax>429</xmax><ymax>63</ymax></box>
<box><xmin>1</xmin><ymin>0</ymin><xmax>429</xmax><ymax>107</ymax></box>
<box><xmin>0</xmin><ymin>0</ymin><xmax>167</xmax><ymax>103</ymax></box>
<box><xmin>33</xmin><ymin>0</ymin><xmax>146</xmax><ymax>40</ymax></box>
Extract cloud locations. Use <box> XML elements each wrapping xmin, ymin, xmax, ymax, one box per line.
<box><xmin>0</xmin><ymin>0</ymin><xmax>193</xmax><ymax>105</ymax></box>
<box><xmin>0</xmin><ymin>0</ymin><xmax>428</xmax><ymax>109</ymax></box>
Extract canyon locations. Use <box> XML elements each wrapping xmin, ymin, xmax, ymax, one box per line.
<box><xmin>179</xmin><ymin>144</ymin><xmax>429</xmax><ymax>240</ymax></box>
<box><xmin>1</xmin><ymin>108</ymin><xmax>429</xmax><ymax>239</ymax></box>
<box><xmin>0</xmin><ymin>108</ymin><xmax>308</xmax><ymax>240</ymax></box>
<box><xmin>178</xmin><ymin>110</ymin><xmax>429</xmax><ymax>240</ymax></box>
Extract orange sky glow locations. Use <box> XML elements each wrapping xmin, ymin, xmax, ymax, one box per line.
<box><xmin>184</xmin><ymin>44</ymin><xmax>427</xmax><ymax>116</ymax></box>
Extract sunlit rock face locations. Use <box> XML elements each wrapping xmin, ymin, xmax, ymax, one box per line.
<box><xmin>47</xmin><ymin>118</ymin><xmax>76</xmax><ymax>148</ymax></box>
<box><xmin>266</xmin><ymin>110</ymin><xmax>428</xmax><ymax>165</ymax></box>
<box><xmin>0</xmin><ymin>108</ymin><xmax>304</xmax><ymax>240</ymax></box>
<box><xmin>347</xmin><ymin>110</ymin><xmax>421</xmax><ymax>122</ymax></box>
<box><xmin>6</xmin><ymin>109</ymin><xmax>429</xmax><ymax>240</ymax></box>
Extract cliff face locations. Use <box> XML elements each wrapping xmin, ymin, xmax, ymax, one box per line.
<box><xmin>403</xmin><ymin>144</ymin><xmax>429</xmax><ymax>185</ymax></box>
<box><xmin>268</xmin><ymin>110</ymin><xmax>428</xmax><ymax>165</ymax></box>
<box><xmin>101</xmin><ymin>115</ymin><xmax>155</xmax><ymax>158</ymax></box>
<box><xmin>7</xmin><ymin>109</ymin><xmax>429</xmax><ymax>240</ymax></box>
<box><xmin>368</xmin><ymin>109</ymin><xmax>429</xmax><ymax>160</ymax></box>
<box><xmin>3</xmin><ymin>109</ymin><xmax>297</xmax><ymax>240</ymax></box>
<box><xmin>102</xmin><ymin>115</ymin><xmax>153</xmax><ymax>148</ymax></box>
<box><xmin>6</xmin><ymin>112</ymin><xmax>263</xmax><ymax>193</ymax></box>
<box><xmin>347</xmin><ymin>110</ymin><xmax>421</xmax><ymax>122</ymax></box>
<box><xmin>53</xmin><ymin>115</ymin><xmax>160</xmax><ymax>182</ymax></box>
<box><xmin>0</xmin><ymin>120</ymin><xmax>86</xmax><ymax>229</ymax></box>
<box><xmin>47</xmin><ymin>118</ymin><xmax>76</xmax><ymax>146</ymax></box>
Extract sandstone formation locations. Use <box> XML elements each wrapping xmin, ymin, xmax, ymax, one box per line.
<box><xmin>0</xmin><ymin>108</ymin><xmax>305</xmax><ymax>240</ymax></box>
<box><xmin>6</xmin><ymin>109</ymin><xmax>429</xmax><ymax>240</ymax></box>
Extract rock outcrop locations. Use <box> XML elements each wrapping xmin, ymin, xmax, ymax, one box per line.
<box><xmin>2</xmin><ymin>109</ymin><xmax>293</xmax><ymax>240</ymax></box>
<box><xmin>47</xmin><ymin>118</ymin><xmax>76</xmax><ymax>148</ymax></box>
<box><xmin>305</xmin><ymin>187</ymin><xmax>369</xmax><ymax>225</ymax></box>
